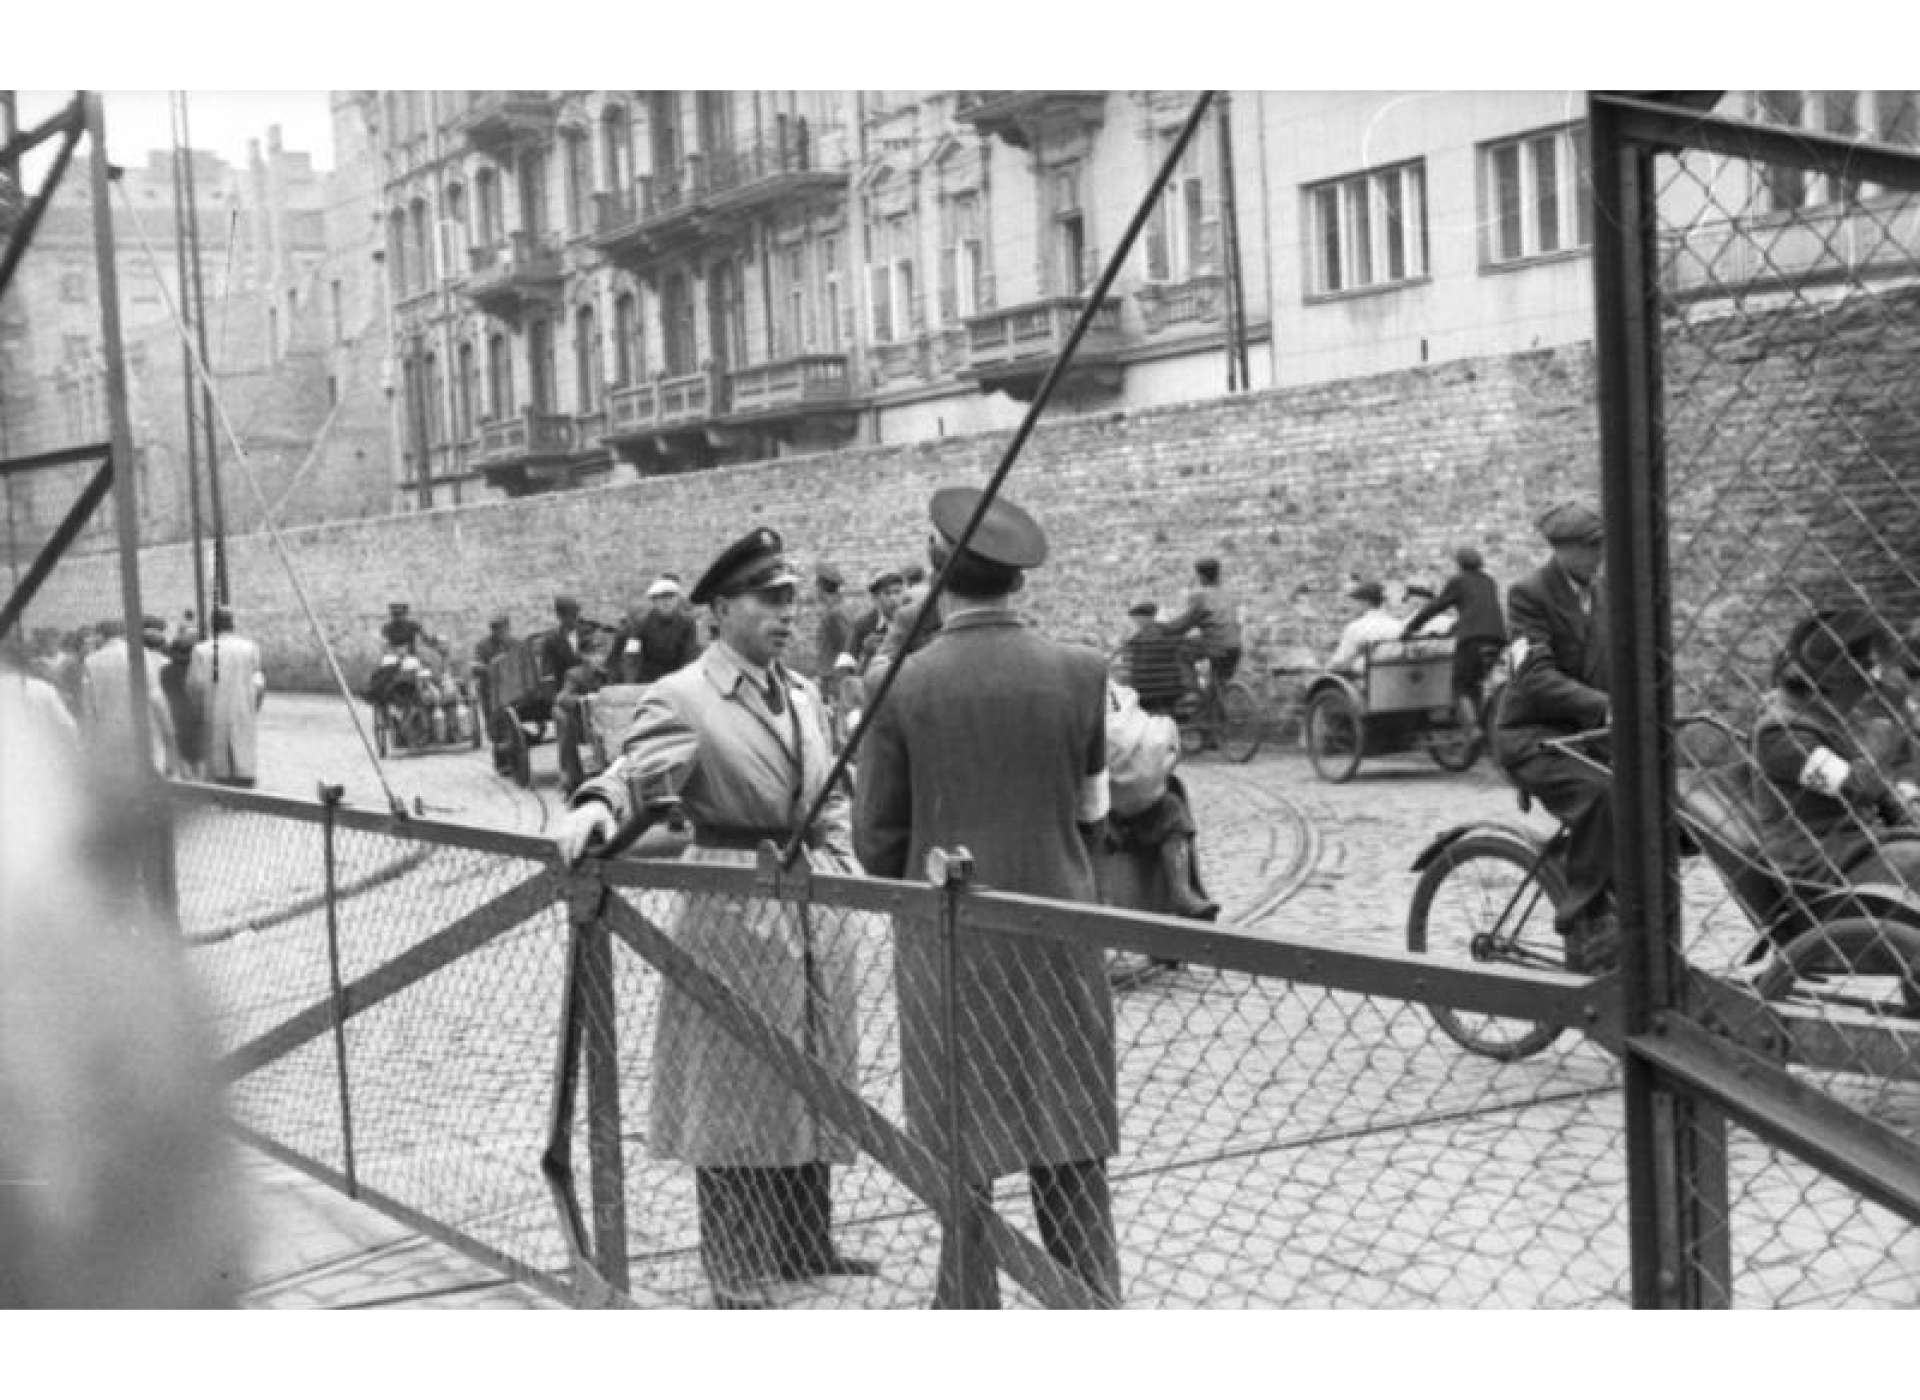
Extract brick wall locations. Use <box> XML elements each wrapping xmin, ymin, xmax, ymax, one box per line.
<box><xmin>30</xmin><ymin>286</ymin><xmax>1920</xmax><ymax>714</ymax></box>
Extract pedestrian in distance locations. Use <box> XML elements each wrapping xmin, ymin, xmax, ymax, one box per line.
<box><xmin>80</xmin><ymin>617</ymin><xmax>178</xmax><ymax>778</ymax></box>
<box><xmin>1162</xmin><ymin>555</ymin><xmax>1243</xmax><ymax>689</ymax></box>
<box><xmin>849</xmin><ymin>570</ymin><xmax>906</xmax><ymax>667</ymax></box>
<box><xmin>855</xmin><ymin>484</ymin><xmax>1122</xmax><ymax>1308</ymax></box>
<box><xmin>188</xmin><ymin>605</ymin><xmax>266</xmax><ymax>788</ymax></box>
<box><xmin>1402</xmin><ymin>545</ymin><xmax>1507</xmax><ymax>733</ymax></box>
<box><xmin>812</xmin><ymin>564</ymin><xmax>854</xmax><ymax>682</ymax></box>
<box><xmin>554</xmin><ymin>527</ymin><xmax>874</xmax><ymax>1309</ymax></box>
<box><xmin>610</xmin><ymin>576</ymin><xmax>702</xmax><ymax>686</ymax></box>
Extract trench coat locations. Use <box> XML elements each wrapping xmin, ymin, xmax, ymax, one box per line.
<box><xmin>187</xmin><ymin>633</ymin><xmax>266</xmax><ymax>782</ymax></box>
<box><xmin>80</xmin><ymin>639</ymin><xmax>176</xmax><ymax>775</ymax></box>
<box><xmin>574</xmin><ymin>641</ymin><xmax>860</xmax><ymax>1169</ymax></box>
<box><xmin>854</xmin><ymin>607</ymin><xmax>1118</xmax><ymax>1181</ymax></box>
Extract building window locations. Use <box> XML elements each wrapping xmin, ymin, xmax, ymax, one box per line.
<box><xmin>1481</xmin><ymin>124</ymin><xmax>1590</xmax><ymax>268</ymax></box>
<box><xmin>708</xmin><ymin>257</ymin><xmax>745</xmax><ymax>369</ymax></box>
<box><xmin>330</xmin><ymin>279</ymin><xmax>344</xmax><ymax>343</ymax></box>
<box><xmin>867</xmin><ymin>213</ymin><xmax>916</xmax><ymax>343</ymax></box>
<box><xmin>574</xmin><ymin>303</ymin><xmax>602</xmax><ymax>411</ymax></box>
<box><xmin>662</xmin><ymin>272</ymin><xmax>696</xmax><ymax>377</ymax></box>
<box><xmin>1305</xmin><ymin>159</ymin><xmax>1428</xmax><ymax>296</ymax></box>
<box><xmin>820</xmin><ymin>235</ymin><xmax>844</xmax><ymax>350</ymax></box>
<box><xmin>613</xmin><ymin>290</ymin><xmax>643</xmax><ymax>385</ymax></box>
<box><xmin>1752</xmin><ymin>91</ymin><xmax>1920</xmax><ymax>209</ymax></box>
<box><xmin>1047</xmin><ymin>165</ymin><xmax>1089</xmax><ymax>296</ymax></box>
<box><xmin>938</xmin><ymin>193</ymin><xmax>986</xmax><ymax>321</ymax></box>
<box><xmin>776</xmin><ymin>243</ymin><xmax>809</xmax><ymax>357</ymax></box>
<box><xmin>518</xmin><ymin>147</ymin><xmax>548</xmax><ymax>239</ymax></box>
<box><xmin>1143</xmin><ymin>127</ymin><xmax>1219</xmax><ymax>283</ymax></box>
<box><xmin>453</xmin><ymin>340</ymin><xmax>475</xmax><ymax>440</ymax></box>
<box><xmin>423</xmin><ymin>351</ymin><xmax>444</xmax><ymax>448</ymax></box>
<box><xmin>475</xmin><ymin>167</ymin><xmax>501</xmax><ymax>248</ymax></box>
<box><xmin>601</xmin><ymin>105</ymin><xmax>632</xmax><ymax>198</ymax></box>
<box><xmin>410</xmin><ymin>199</ymin><xmax>432</xmax><ymax>293</ymax></box>
<box><xmin>527</xmin><ymin>317</ymin><xmax>555</xmax><ymax>412</ymax></box>
<box><xmin>386</xmin><ymin>210</ymin><xmax>408</xmax><ymax>295</ymax></box>
<box><xmin>563</xmin><ymin>128</ymin><xmax>592</xmax><ymax>235</ymax></box>
<box><xmin>487</xmin><ymin>331</ymin><xmax>513</xmax><ymax>418</ymax></box>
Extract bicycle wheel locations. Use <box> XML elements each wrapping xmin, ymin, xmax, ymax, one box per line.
<box><xmin>1219</xmin><ymin>680</ymin><xmax>1263</xmax><ymax>763</ymax></box>
<box><xmin>1407</xmin><ymin>830</ymin><xmax>1569</xmax><ymax>1060</ymax></box>
<box><xmin>1305</xmin><ymin>689</ymin><xmax>1363</xmax><ymax>783</ymax></box>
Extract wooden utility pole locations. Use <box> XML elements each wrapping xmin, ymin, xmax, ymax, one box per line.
<box><xmin>169</xmin><ymin>95</ymin><xmax>208</xmax><ymax>629</ymax></box>
<box><xmin>177</xmin><ymin>92</ymin><xmax>227</xmax><ymax>607</ymax></box>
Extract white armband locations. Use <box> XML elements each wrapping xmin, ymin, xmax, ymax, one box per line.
<box><xmin>1077</xmin><ymin>768</ymin><xmax>1111</xmax><ymax>824</ymax></box>
<box><xmin>1799</xmin><ymin>747</ymin><xmax>1852</xmax><ymax>798</ymax></box>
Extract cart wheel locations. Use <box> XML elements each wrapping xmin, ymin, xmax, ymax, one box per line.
<box><xmin>1305</xmin><ymin>689</ymin><xmax>1364</xmax><ymax>783</ymax></box>
<box><xmin>1428</xmin><ymin>722</ymin><xmax>1482</xmax><ymax>773</ymax></box>
<box><xmin>1219</xmin><ymin>680</ymin><xmax>1264</xmax><ymax>764</ymax></box>
<box><xmin>1757</xmin><ymin>917</ymin><xmax>1920</xmax><ymax>1016</ymax></box>
<box><xmin>372</xmin><ymin>704</ymin><xmax>390</xmax><ymax>758</ymax></box>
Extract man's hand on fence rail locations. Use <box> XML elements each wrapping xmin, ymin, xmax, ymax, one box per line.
<box><xmin>555</xmin><ymin>800</ymin><xmax>615</xmax><ymax>867</ymax></box>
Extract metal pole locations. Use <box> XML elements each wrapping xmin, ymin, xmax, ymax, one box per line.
<box><xmin>318</xmin><ymin>782</ymin><xmax>360</xmax><ymax>1196</ymax></box>
<box><xmin>1589</xmin><ymin>90</ymin><xmax>1731</xmax><ymax>1309</ymax></box>
<box><xmin>577</xmin><ymin>886</ymin><xmax>630</xmax><ymax>1293</ymax></box>
<box><xmin>1215</xmin><ymin>92</ymin><xmax>1250</xmax><ymax>393</ymax></box>
<box><xmin>177</xmin><ymin>94</ymin><xmax>227</xmax><ymax>606</ymax></box>
<box><xmin>83</xmin><ymin>93</ymin><xmax>155</xmax><ymax>780</ymax></box>
<box><xmin>936</xmin><ymin>848</ymin><xmax>992</xmax><ymax>1307</ymax></box>
<box><xmin>170</xmin><ymin>97</ymin><xmax>207</xmax><ymax>629</ymax></box>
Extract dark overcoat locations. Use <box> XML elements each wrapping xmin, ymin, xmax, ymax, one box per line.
<box><xmin>1493</xmin><ymin>560</ymin><xmax>1610</xmax><ymax>768</ymax></box>
<box><xmin>854</xmin><ymin>608</ymin><xmax>1118</xmax><ymax>1180</ymax></box>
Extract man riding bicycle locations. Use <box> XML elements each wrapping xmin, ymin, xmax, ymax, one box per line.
<box><xmin>1162</xmin><ymin>556</ymin><xmax>1242</xmax><ymax>690</ymax></box>
<box><xmin>1491</xmin><ymin>500</ymin><xmax>1616</xmax><ymax>974</ymax></box>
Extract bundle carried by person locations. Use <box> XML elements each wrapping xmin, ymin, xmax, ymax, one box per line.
<box><xmin>1107</xmin><ymin>680</ymin><xmax>1181</xmax><ymax>817</ymax></box>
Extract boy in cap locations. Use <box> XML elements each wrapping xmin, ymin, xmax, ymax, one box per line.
<box><xmin>855</xmin><ymin>485</ymin><xmax>1121</xmax><ymax>1307</ymax></box>
<box><xmin>1327</xmin><ymin>580</ymin><xmax>1403</xmax><ymax>674</ymax></box>
<box><xmin>1492</xmin><ymin>499</ymin><xmax>1616</xmax><ymax>972</ymax></box>
<box><xmin>555</xmin><ymin>527</ymin><xmax>870</xmax><ymax>1308</ymax></box>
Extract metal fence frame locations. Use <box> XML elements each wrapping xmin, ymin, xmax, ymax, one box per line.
<box><xmin>1591</xmin><ymin>90</ymin><xmax>1920</xmax><ymax>1309</ymax></box>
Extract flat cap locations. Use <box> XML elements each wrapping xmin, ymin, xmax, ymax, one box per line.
<box><xmin>387</xmin><ymin>600</ymin><xmax>409</xmax><ymax>612</ymax></box>
<box><xmin>1537</xmin><ymin>499</ymin><xmax>1604</xmax><ymax>546</ymax></box>
<box><xmin>489</xmin><ymin>612</ymin><xmax>511</xmax><ymax>627</ymax></box>
<box><xmin>553</xmin><ymin>594</ymin><xmax>581</xmax><ymax>614</ymax></box>
<box><xmin>867</xmin><ymin>569</ymin><xmax>905</xmax><ymax>594</ymax></box>
<box><xmin>1349</xmin><ymin>580</ymin><xmax>1386</xmax><ymax>606</ymax></box>
<box><xmin>929</xmin><ymin>485</ymin><xmax>1048</xmax><ymax>570</ymax></box>
<box><xmin>1128</xmin><ymin>601</ymin><xmax>1159</xmax><ymax>619</ymax></box>
<box><xmin>646</xmin><ymin>576</ymin><xmax>682</xmax><ymax>599</ymax></box>
<box><xmin>691</xmin><ymin>526</ymin><xmax>801</xmax><ymax>605</ymax></box>
<box><xmin>816</xmin><ymin>564</ymin><xmax>844</xmax><ymax>590</ymax></box>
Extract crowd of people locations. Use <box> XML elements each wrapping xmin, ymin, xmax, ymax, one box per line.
<box><xmin>3</xmin><ymin>605</ymin><xmax>266</xmax><ymax>788</ymax></box>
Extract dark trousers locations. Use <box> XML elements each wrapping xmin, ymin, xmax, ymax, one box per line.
<box><xmin>934</xmin><ymin>1158</ymin><xmax>1119</xmax><ymax>1308</ymax></box>
<box><xmin>695</xmin><ymin>1164</ymin><xmax>836</xmax><ymax>1289</ymax></box>
<box><xmin>1510</xmin><ymin>749</ymin><xmax>1613</xmax><ymax>931</ymax></box>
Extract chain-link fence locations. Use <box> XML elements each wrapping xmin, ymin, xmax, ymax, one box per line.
<box><xmin>1590</xmin><ymin>90</ymin><xmax>1920</xmax><ymax>1306</ymax></box>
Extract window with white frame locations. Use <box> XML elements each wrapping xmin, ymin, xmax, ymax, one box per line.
<box><xmin>820</xmin><ymin>235</ymin><xmax>844</xmax><ymax>350</ymax></box>
<box><xmin>868</xmin><ymin>213</ymin><xmax>917</xmax><ymax>343</ymax></box>
<box><xmin>938</xmin><ymin>192</ymin><xmax>985</xmax><ymax>321</ymax></box>
<box><xmin>1144</xmin><ymin>126</ymin><xmax>1220</xmax><ymax>282</ymax></box>
<box><xmin>1481</xmin><ymin>123</ymin><xmax>1591</xmax><ymax>268</ymax></box>
<box><xmin>777</xmin><ymin>243</ymin><xmax>809</xmax><ymax>357</ymax></box>
<box><xmin>1305</xmin><ymin>160</ymin><xmax>1428</xmax><ymax>296</ymax></box>
<box><xmin>1047</xmin><ymin>165</ymin><xmax>1089</xmax><ymax>296</ymax></box>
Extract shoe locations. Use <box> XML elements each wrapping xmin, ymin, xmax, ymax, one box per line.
<box><xmin>777</xmin><ymin>1252</ymin><xmax>880</xmax><ymax>1281</ymax></box>
<box><xmin>1562</xmin><ymin>911</ymin><xmax>1620</xmax><ymax>976</ymax></box>
<box><xmin>1169</xmin><ymin>890</ymin><xmax>1221</xmax><ymax>921</ymax></box>
<box><xmin>710</xmin><ymin>1279</ymin><xmax>775</xmax><ymax>1309</ymax></box>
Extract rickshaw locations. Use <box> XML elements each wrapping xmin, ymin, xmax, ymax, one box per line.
<box><xmin>483</xmin><ymin>632</ymin><xmax>561</xmax><ymax>789</ymax></box>
<box><xmin>1302</xmin><ymin>636</ymin><xmax>1482</xmax><ymax>783</ymax></box>
<box><xmin>367</xmin><ymin>646</ymin><xmax>480</xmax><ymax>758</ymax></box>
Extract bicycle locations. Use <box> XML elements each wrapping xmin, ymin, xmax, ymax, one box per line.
<box><xmin>1404</xmin><ymin>715</ymin><xmax>1920</xmax><ymax>1062</ymax></box>
<box><xmin>1175</xmin><ymin>658</ymin><xmax>1264</xmax><ymax>764</ymax></box>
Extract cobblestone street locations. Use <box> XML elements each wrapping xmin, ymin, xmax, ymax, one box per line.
<box><xmin>209</xmin><ymin>694</ymin><xmax>1920</xmax><ymax>1309</ymax></box>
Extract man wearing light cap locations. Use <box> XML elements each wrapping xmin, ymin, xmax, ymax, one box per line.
<box><xmin>610</xmin><ymin>576</ymin><xmax>701</xmax><ymax>686</ymax></box>
<box><xmin>1493</xmin><ymin>498</ymin><xmax>1616</xmax><ymax>973</ymax></box>
<box><xmin>855</xmin><ymin>484</ymin><xmax>1121</xmax><ymax>1308</ymax></box>
<box><xmin>1327</xmin><ymin>579</ymin><xmax>1403</xmax><ymax>674</ymax></box>
<box><xmin>555</xmin><ymin>527</ymin><xmax>870</xmax><ymax>1308</ymax></box>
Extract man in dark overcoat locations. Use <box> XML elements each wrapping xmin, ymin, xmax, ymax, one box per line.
<box><xmin>854</xmin><ymin>485</ymin><xmax>1120</xmax><ymax>1307</ymax></box>
<box><xmin>555</xmin><ymin>529</ymin><xmax>872</xmax><ymax>1308</ymax></box>
<box><xmin>1492</xmin><ymin>500</ymin><xmax>1616</xmax><ymax>973</ymax></box>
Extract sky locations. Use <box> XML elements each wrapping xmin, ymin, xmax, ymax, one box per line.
<box><xmin>14</xmin><ymin>91</ymin><xmax>337</xmax><ymax>172</ymax></box>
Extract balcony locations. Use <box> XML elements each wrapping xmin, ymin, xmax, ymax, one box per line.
<box><xmin>462</xmin><ymin>231</ymin><xmax>564</xmax><ymax>317</ymax></box>
<box><xmin>953</xmin><ymin>91</ymin><xmax>1108</xmax><ymax>150</ymax></box>
<box><xmin>588</xmin><ymin>162</ymin><xmax>712</xmax><ymax>267</ymax></box>
<box><xmin>962</xmin><ymin>295</ymin><xmax>1124</xmax><ymax>400</ymax></box>
<box><xmin>602</xmin><ymin>366</ymin><xmax>726</xmax><ymax>440</ymax></box>
<box><xmin>704</xmin><ymin>135</ymin><xmax>849</xmax><ymax>223</ymax></box>
<box><xmin>725</xmin><ymin>353</ymin><xmax>854</xmax><ymax>423</ymax></box>
<box><xmin>472</xmin><ymin>410</ymin><xmax>576</xmax><ymax>495</ymax></box>
<box><xmin>1135</xmin><ymin>272</ymin><xmax>1228</xmax><ymax>335</ymax></box>
<box><xmin>453</xmin><ymin>92</ymin><xmax>556</xmax><ymax>153</ymax></box>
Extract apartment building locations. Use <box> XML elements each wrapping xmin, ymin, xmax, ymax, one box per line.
<box><xmin>366</xmin><ymin>90</ymin><xmax>1920</xmax><ymax>510</ymax></box>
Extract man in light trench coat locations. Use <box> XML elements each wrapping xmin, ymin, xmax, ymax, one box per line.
<box><xmin>855</xmin><ymin>485</ymin><xmax>1121</xmax><ymax>1308</ymax></box>
<box><xmin>555</xmin><ymin>527</ymin><xmax>873</xmax><ymax>1309</ymax></box>
<box><xmin>187</xmin><ymin>605</ymin><xmax>266</xmax><ymax>788</ymax></box>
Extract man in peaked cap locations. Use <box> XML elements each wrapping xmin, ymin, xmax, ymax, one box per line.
<box><xmin>855</xmin><ymin>485</ymin><xmax>1122</xmax><ymax>1307</ymax></box>
<box><xmin>1492</xmin><ymin>498</ymin><xmax>1617</xmax><ymax>973</ymax></box>
<box><xmin>556</xmin><ymin>525</ymin><xmax>871</xmax><ymax>1308</ymax></box>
